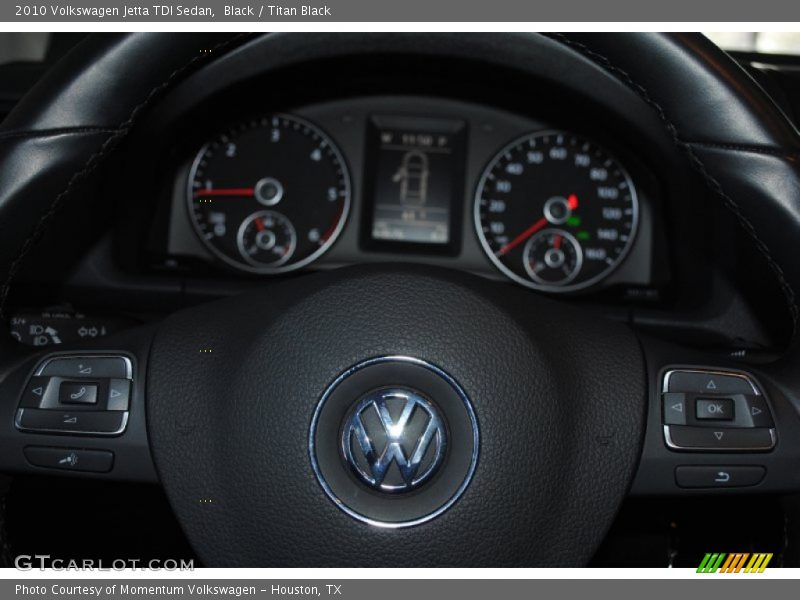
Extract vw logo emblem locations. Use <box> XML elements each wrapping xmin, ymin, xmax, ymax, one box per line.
<box><xmin>341</xmin><ymin>388</ymin><xmax>446</xmax><ymax>493</ymax></box>
<box><xmin>310</xmin><ymin>356</ymin><xmax>478</xmax><ymax>527</ymax></box>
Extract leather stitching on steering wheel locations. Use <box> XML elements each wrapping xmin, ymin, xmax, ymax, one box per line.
<box><xmin>0</xmin><ymin>126</ymin><xmax>117</xmax><ymax>141</ymax></box>
<box><xmin>546</xmin><ymin>33</ymin><xmax>799</xmax><ymax>335</ymax></box>
<box><xmin>0</xmin><ymin>33</ymin><xmax>252</xmax><ymax>319</ymax></box>
<box><xmin>685</xmin><ymin>141</ymin><xmax>800</xmax><ymax>158</ymax></box>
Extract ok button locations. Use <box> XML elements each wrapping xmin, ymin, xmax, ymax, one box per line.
<box><xmin>696</xmin><ymin>397</ymin><xmax>734</xmax><ymax>420</ymax></box>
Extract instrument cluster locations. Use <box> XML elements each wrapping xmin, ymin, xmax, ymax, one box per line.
<box><xmin>167</xmin><ymin>96</ymin><xmax>657</xmax><ymax>295</ymax></box>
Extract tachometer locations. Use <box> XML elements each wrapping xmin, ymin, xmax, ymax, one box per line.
<box><xmin>474</xmin><ymin>131</ymin><xmax>638</xmax><ymax>292</ymax></box>
<box><xmin>188</xmin><ymin>114</ymin><xmax>350</xmax><ymax>273</ymax></box>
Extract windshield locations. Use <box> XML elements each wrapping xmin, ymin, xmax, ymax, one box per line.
<box><xmin>706</xmin><ymin>32</ymin><xmax>800</xmax><ymax>55</ymax></box>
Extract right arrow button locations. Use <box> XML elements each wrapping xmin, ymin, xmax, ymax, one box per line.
<box><xmin>106</xmin><ymin>379</ymin><xmax>131</xmax><ymax>411</ymax></box>
<box><xmin>744</xmin><ymin>396</ymin><xmax>774</xmax><ymax>428</ymax></box>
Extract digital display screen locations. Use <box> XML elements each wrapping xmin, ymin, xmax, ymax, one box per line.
<box><xmin>364</xmin><ymin>116</ymin><xmax>466</xmax><ymax>251</ymax></box>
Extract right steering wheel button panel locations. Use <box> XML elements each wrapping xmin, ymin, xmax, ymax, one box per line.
<box><xmin>661</xmin><ymin>368</ymin><xmax>776</xmax><ymax>452</ymax></box>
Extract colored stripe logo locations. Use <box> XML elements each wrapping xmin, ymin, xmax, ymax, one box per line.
<box><xmin>697</xmin><ymin>553</ymin><xmax>773</xmax><ymax>573</ymax></box>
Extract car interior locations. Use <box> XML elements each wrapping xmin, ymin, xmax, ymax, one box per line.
<box><xmin>0</xmin><ymin>32</ymin><xmax>800</xmax><ymax>567</ymax></box>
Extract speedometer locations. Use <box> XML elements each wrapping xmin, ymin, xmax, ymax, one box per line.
<box><xmin>474</xmin><ymin>131</ymin><xmax>639</xmax><ymax>292</ymax></box>
<box><xmin>188</xmin><ymin>114</ymin><xmax>350</xmax><ymax>274</ymax></box>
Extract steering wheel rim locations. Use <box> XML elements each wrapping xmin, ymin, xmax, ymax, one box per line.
<box><xmin>0</xmin><ymin>33</ymin><xmax>799</xmax><ymax>566</ymax></box>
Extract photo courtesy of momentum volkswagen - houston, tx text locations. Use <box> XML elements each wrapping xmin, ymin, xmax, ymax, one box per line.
<box><xmin>15</xmin><ymin>583</ymin><xmax>277</xmax><ymax>596</ymax></box>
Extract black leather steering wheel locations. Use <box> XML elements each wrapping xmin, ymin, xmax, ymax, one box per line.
<box><xmin>1</xmin><ymin>33</ymin><xmax>799</xmax><ymax>567</ymax></box>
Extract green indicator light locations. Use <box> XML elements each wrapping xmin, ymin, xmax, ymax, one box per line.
<box><xmin>566</xmin><ymin>216</ymin><xmax>582</xmax><ymax>227</ymax></box>
<box><xmin>577</xmin><ymin>231</ymin><xmax>590</xmax><ymax>241</ymax></box>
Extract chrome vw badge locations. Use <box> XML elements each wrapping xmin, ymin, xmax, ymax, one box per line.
<box><xmin>310</xmin><ymin>356</ymin><xmax>478</xmax><ymax>527</ymax></box>
<box><xmin>341</xmin><ymin>388</ymin><xmax>446</xmax><ymax>493</ymax></box>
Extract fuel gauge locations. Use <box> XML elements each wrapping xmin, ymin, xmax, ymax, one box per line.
<box><xmin>237</xmin><ymin>210</ymin><xmax>297</xmax><ymax>268</ymax></box>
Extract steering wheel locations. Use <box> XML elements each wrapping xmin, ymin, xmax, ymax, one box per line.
<box><xmin>1</xmin><ymin>33</ymin><xmax>799</xmax><ymax>567</ymax></box>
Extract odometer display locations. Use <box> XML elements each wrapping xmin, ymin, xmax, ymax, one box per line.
<box><xmin>474</xmin><ymin>131</ymin><xmax>639</xmax><ymax>292</ymax></box>
<box><xmin>188</xmin><ymin>114</ymin><xmax>350</xmax><ymax>274</ymax></box>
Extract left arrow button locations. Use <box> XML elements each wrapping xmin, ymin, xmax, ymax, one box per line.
<box><xmin>19</xmin><ymin>376</ymin><xmax>51</xmax><ymax>408</ymax></box>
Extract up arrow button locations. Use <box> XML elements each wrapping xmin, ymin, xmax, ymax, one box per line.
<box><xmin>664</xmin><ymin>369</ymin><xmax>756</xmax><ymax>395</ymax></box>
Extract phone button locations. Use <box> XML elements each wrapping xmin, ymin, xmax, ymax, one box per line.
<box><xmin>58</xmin><ymin>382</ymin><xmax>98</xmax><ymax>405</ymax></box>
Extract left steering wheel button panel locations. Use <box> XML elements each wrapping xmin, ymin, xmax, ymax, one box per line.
<box><xmin>16</xmin><ymin>354</ymin><xmax>133</xmax><ymax>436</ymax></box>
<box><xmin>23</xmin><ymin>446</ymin><xmax>114</xmax><ymax>473</ymax></box>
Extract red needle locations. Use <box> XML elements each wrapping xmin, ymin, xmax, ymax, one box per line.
<box><xmin>495</xmin><ymin>193</ymin><xmax>579</xmax><ymax>257</ymax></box>
<box><xmin>567</xmin><ymin>194</ymin><xmax>579</xmax><ymax>209</ymax></box>
<box><xmin>553</xmin><ymin>234</ymin><xmax>563</xmax><ymax>250</ymax></box>
<box><xmin>254</xmin><ymin>217</ymin><xmax>265</xmax><ymax>232</ymax></box>
<box><xmin>194</xmin><ymin>187</ymin><xmax>255</xmax><ymax>197</ymax></box>
<box><xmin>496</xmin><ymin>217</ymin><xmax>548</xmax><ymax>257</ymax></box>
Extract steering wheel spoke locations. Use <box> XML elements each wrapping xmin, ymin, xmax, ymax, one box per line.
<box><xmin>631</xmin><ymin>336</ymin><xmax>800</xmax><ymax>495</ymax></box>
<box><xmin>0</xmin><ymin>326</ymin><xmax>158</xmax><ymax>482</ymax></box>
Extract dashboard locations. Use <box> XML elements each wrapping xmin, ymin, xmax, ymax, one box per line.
<box><xmin>13</xmin><ymin>34</ymin><xmax>790</xmax><ymax>353</ymax></box>
<box><xmin>164</xmin><ymin>96</ymin><xmax>658</xmax><ymax>295</ymax></box>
